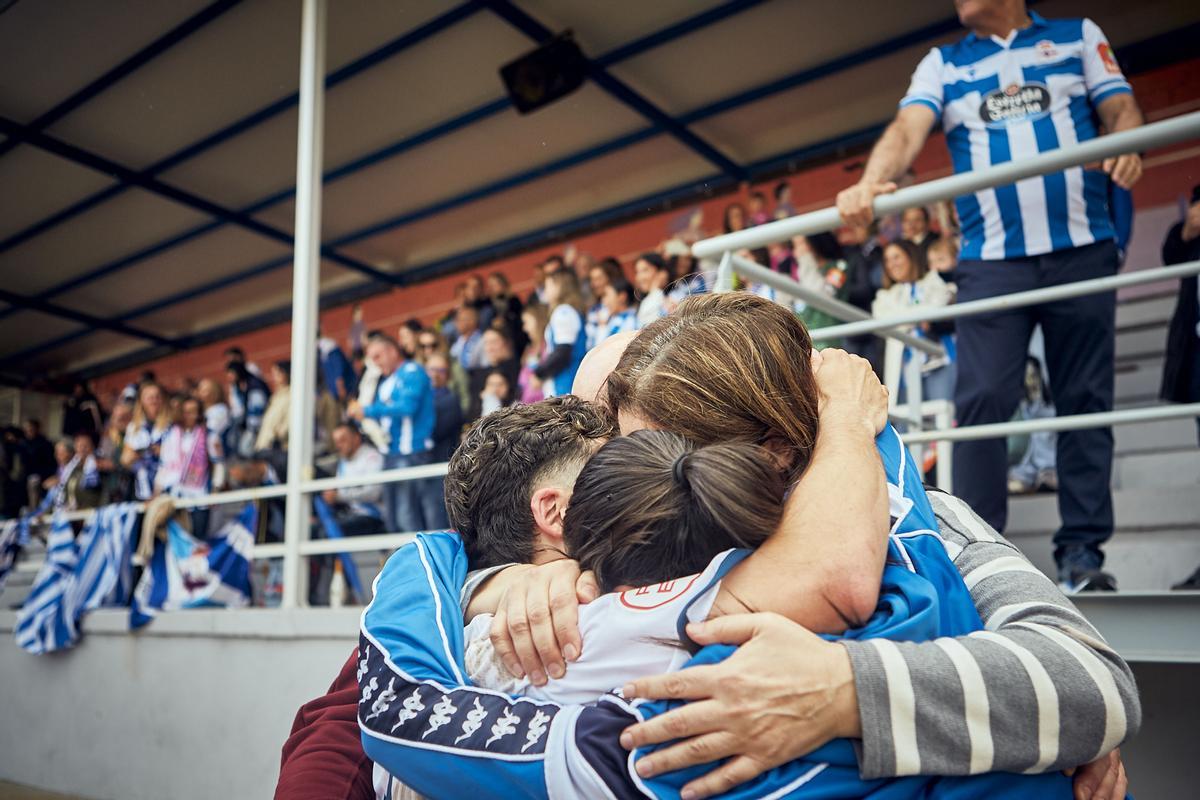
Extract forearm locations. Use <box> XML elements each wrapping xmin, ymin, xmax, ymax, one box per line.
<box><xmin>845</xmin><ymin>493</ymin><xmax>1140</xmax><ymax>778</ymax></box>
<box><xmin>717</xmin><ymin>415</ymin><xmax>887</xmax><ymax>631</ymax></box>
<box><xmin>861</xmin><ymin>118</ymin><xmax>924</xmax><ymax>185</ymax></box>
<box><xmin>1098</xmin><ymin>94</ymin><xmax>1144</xmax><ymax>134</ymax></box>
<box><xmin>533</xmin><ymin>344</ymin><xmax>573</xmax><ymax>379</ymax></box>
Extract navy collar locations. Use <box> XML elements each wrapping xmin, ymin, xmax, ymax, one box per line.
<box><xmin>964</xmin><ymin>11</ymin><xmax>1046</xmax><ymax>44</ymax></box>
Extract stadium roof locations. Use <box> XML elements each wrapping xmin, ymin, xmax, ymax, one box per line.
<box><xmin>1</xmin><ymin>0</ymin><xmax>1197</xmax><ymax>383</ymax></box>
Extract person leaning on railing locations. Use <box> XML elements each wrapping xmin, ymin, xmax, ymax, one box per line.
<box><xmin>837</xmin><ymin>0</ymin><xmax>1145</xmax><ymax>592</ymax></box>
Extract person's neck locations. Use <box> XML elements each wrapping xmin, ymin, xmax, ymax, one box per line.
<box><xmin>971</xmin><ymin>8</ymin><xmax>1031</xmax><ymax>40</ymax></box>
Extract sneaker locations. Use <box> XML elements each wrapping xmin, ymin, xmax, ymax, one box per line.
<box><xmin>1172</xmin><ymin>565</ymin><xmax>1200</xmax><ymax>591</ymax></box>
<box><xmin>1008</xmin><ymin>477</ymin><xmax>1034</xmax><ymax>494</ymax></box>
<box><xmin>1059</xmin><ymin>568</ymin><xmax>1118</xmax><ymax>593</ymax></box>
<box><xmin>1056</xmin><ymin>546</ymin><xmax>1116</xmax><ymax>593</ymax></box>
<box><xmin>1035</xmin><ymin>468</ymin><xmax>1058</xmax><ymax>493</ymax></box>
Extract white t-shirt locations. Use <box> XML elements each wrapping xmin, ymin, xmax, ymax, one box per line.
<box><xmin>463</xmin><ymin>551</ymin><xmax>734</xmax><ymax>705</ymax></box>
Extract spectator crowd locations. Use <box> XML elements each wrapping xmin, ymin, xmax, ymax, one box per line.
<box><xmin>5</xmin><ymin>173</ymin><xmax>1198</xmax><ymax>596</ymax></box>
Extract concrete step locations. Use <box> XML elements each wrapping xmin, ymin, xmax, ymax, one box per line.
<box><xmin>1115</xmin><ymin>449</ymin><xmax>1200</xmax><ymax>489</ymax></box>
<box><xmin>1114</xmin><ymin>416</ymin><xmax>1199</xmax><ymax>454</ymax></box>
<box><xmin>1115</xmin><ymin>356</ymin><xmax>1164</xmax><ymax>403</ymax></box>
<box><xmin>1004</xmin><ymin>484</ymin><xmax>1200</xmax><ymax>589</ymax></box>
<box><xmin>1005</xmin><ymin>526</ymin><xmax>1200</xmax><ymax>590</ymax></box>
<box><xmin>1115</xmin><ymin>326</ymin><xmax>1168</xmax><ymax>361</ymax></box>
<box><xmin>1115</xmin><ymin>293</ymin><xmax>1176</xmax><ymax>329</ymax></box>
<box><xmin>1007</xmin><ymin>484</ymin><xmax>1200</xmax><ymax>535</ymax></box>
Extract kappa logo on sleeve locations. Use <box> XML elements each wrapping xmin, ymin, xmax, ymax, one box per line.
<box><xmin>357</xmin><ymin>634</ymin><xmax>558</xmax><ymax>758</ymax></box>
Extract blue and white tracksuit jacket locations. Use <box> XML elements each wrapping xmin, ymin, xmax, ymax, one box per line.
<box><xmin>357</xmin><ymin>428</ymin><xmax>1075</xmax><ymax>798</ymax></box>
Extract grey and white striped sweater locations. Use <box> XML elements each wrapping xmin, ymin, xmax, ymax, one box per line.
<box><xmin>844</xmin><ymin>491</ymin><xmax>1140</xmax><ymax>778</ymax></box>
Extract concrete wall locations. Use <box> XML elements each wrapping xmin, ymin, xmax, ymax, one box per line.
<box><xmin>1</xmin><ymin>608</ymin><xmax>1196</xmax><ymax>799</ymax></box>
<box><xmin>0</xmin><ymin>609</ymin><xmax>359</xmax><ymax>800</ymax></box>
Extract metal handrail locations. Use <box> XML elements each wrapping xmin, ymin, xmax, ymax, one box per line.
<box><xmin>728</xmin><ymin>254</ymin><xmax>944</xmax><ymax>357</ymax></box>
<box><xmin>900</xmin><ymin>403</ymin><xmax>1200</xmax><ymax>445</ymax></box>
<box><xmin>34</xmin><ymin>460</ymin><xmax>449</xmax><ymax>524</ymax></box>
<box><xmin>693</xmin><ymin>110</ymin><xmax>1200</xmax><ymax>257</ymax></box>
<box><xmin>809</xmin><ymin>259</ymin><xmax>1200</xmax><ymax>341</ymax></box>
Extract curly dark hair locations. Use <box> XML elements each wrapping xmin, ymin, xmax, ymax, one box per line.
<box><xmin>444</xmin><ymin>396</ymin><xmax>615</xmax><ymax>569</ymax></box>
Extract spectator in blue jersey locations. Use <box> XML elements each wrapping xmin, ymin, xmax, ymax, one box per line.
<box><xmin>120</xmin><ymin>382</ymin><xmax>172</xmax><ymax>502</ymax></box>
<box><xmin>347</xmin><ymin>332</ymin><xmax>437</xmax><ymax>533</ymax></box>
<box><xmin>664</xmin><ymin>240</ymin><xmax>710</xmax><ymax>307</ymax></box>
<box><xmin>426</xmin><ymin>352</ymin><xmax>464</xmax><ymax>465</ymax></box>
<box><xmin>224</xmin><ymin>360</ymin><xmax>270</xmax><ymax>459</ymax></box>
<box><xmin>837</xmin><ymin>1</ymin><xmax>1145</xmax><ymax>592</ymax></box>
<box><xmin>310</xmin><ymin>422</ymin><xmax>385</xmax><ymax>605</ymax></box>
<box><xmin>317</xmin><ymin>332</ymin><xmax>356</xmax><ymax>404</ymax></box>
<box><xmin>584</xmin><ymin>259</ymin><xmax>622</xmax><ymax>350</ymax></box>
<box><xmin>597</xmin><ymin>277</ymin><xmax>638</xmax><ymax>345</ymax></box>
<box><xmin>533</xmin><ymin>270</ymin><xmax>588</xmax><ymax>398</ymax></box>
<box><xmin>449</xmin><ymin>305</ymin><xmax>485</xmax><ymax>372</ymax></box>
<box><xmin>634</xmin><ymin>252</ymin><xmax>671</xmax><ymax>328</ymax></box>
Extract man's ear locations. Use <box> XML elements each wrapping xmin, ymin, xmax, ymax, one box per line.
<box><xmin>761</xmin><ymin>433</ymin><xmax>797</xmax><ymax>473</ymax></box>
<box><xmin>530</xmin><ymin>485</ymin><xmax>569</xmax><ymax>541</ymax></box>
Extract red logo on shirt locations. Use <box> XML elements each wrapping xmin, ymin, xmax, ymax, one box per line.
<box><xmin>619</xmin><ymin>574</ymin><xmax>701</xmax><ymax>611</ymax></box>
<box><xmin>1098</xmin><ymin>42</ymin><xmax>1120</xmax><ymax>74</ymax></box>
<box><xmin>1036</xmin><ymin>40</ymin><xmax>1057</xmax><ymax>59</ymax></box>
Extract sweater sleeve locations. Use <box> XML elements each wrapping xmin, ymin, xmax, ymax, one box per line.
<box><xmin>275</xmin><ymin>649</ymin><xmax>378</xmax><ymax>800</ymax></box>
<box><xmin>842</xmin><ymin>492</ymin><xmax>1140</xmax><ymax>778</ymax></box>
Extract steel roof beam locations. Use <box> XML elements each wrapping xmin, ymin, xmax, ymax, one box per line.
<box><xmin>0</xmin><ymin>2</ymin><xmax>484</xmax><ymax>256</ymax></box>
<box><xmin>482</xmin><ymin>0</ymin><xmax>745</xmax><ymax>181</ymax></box>
<box><xmin>0</xmin><ymin>0</ymin><xmax>762</xmax><ymax>320</ymax></box>
<box><xmin>0</xmin><ymin>9</ymin><xmax>997</xmax><ymax>365</ymax></box>
<box><xmin>0</xmin><ymin>287</ymin><xmax>177</xmax><ymax>350</ymax></box>
<box><xmin>0</xmin><ymin>0</ymin><xmax>244</xmax><ymax>162</ymax></box>
<box><xmin>0</xmin><ymin>115</ymin><xmax>395</xmax><ymax>284</ymax></box>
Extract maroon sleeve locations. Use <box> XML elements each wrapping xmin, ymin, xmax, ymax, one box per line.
<box><xmin>275</xmin><ymin>647</ymin><xmax>377</xmax><ymax>800</ymax></box>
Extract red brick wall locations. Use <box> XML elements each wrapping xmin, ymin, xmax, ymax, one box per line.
<box><xmin>92</xmin><ymin>57</ymin><xmax>1200</xmax><ymax>400</ymax></box>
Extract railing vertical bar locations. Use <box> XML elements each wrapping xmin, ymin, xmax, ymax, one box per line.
<box><xmin>281</xmin><ymin>0</ymin><xmax>327</xmax><ymax>609</ymax></box>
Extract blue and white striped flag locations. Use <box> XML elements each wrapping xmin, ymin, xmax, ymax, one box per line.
<box><xmin>0</xmin><ymin>519</ymin><xmax>20</xmax><ymax>593</ymax></box>
<box><xmin>130</xmin><ymin>503</ymin><xmax>255</xmax><ymax>629</ymax></box>
<box><xmin>14</xmin><ymin>504</ymin><xmax>140</xmax><ymax>654</ymax></box>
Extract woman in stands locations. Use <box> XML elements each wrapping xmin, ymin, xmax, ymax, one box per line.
<box><xmin>596</xmin><ymin>276</ymin><xmax>638</xmax><ymax>346</ymax></box>
<box><xmin>517</xmin><ymin>303</ymin><xmax>548</xmax><ymax>404</ymax></box>
<box><xmin>532</xmin><ymin>270</ymin><xmax>587</xmax><ymax>398</ymax></box>
<box><xmin>120</xmin><ymin>381</ymin><xmax>172</xmax><ymax>502</ymax></box>
<box><xmin>155</xmin><ymin>395</ymin><xmax>220</xmax><ymax>538</ymax></box>
<box><xmin>872</xmin><ymin>238</ymin><xmax>956</xmax><ymax>403</ymax></box>
<box><xmin>585</xmin><ymin>258</ymin><xmax>623</xmax><ymax>350</ymax></box>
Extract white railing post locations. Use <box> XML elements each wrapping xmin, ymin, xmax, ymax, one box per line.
<box><xmin>903</xmin><ymin>354</ymin><xmax>925</xmax><ymax>470</ymax></box>
<box><xmin>281</xmin><ymin>0</ymin><xmax>327</xmax><ymax>609</ymax></box>
<box><xmin>714</xmin><ymin>251</ymin><xmax>734</xmax><ymax>293</ymax></box>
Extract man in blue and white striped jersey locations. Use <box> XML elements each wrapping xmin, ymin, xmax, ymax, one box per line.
<box><xmin>837</xmin><ymin>0</ymin><xmax>1145</xmax><ymax>592</ymax></box>
<box><xmin>348</xmin><ymin>332</ymin><xmax>436</xmax><ymax>534</ymax></box>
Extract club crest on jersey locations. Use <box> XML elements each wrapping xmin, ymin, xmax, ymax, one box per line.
<box><xmin>1036</xmin><ymin>39</ymin><xmax>1057</xmax><ymax>59</ymax></box>
<box><xmin>1097</xmin><ymin>42</ymin><xmax>1120</xmax><ymax>74</ymax></box>
<box><xmin>979</xmin><ymin>83</ymin><xmax>1051</xmax><ymax>127</ymax></box>
<box><xmin>619</xmin><ymin>574</ymin><xmax>701</xmax><ymax>611</ymax></box>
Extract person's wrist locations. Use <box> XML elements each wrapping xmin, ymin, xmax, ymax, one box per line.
<box><xmin>830</xmin><ymin>642</ymin><xmax>862</xmax><ymax>739</ymax></box>
<box><xmin>818</xmin><ymin>405</ymin><xmax>878</xmax><ymax>440</ymax></box>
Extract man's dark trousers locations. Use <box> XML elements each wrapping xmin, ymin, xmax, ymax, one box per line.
<box><xmin>952</xmin><ymin>240</ymin><xmax>1119</xmax><ymax>570</ymax></box>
